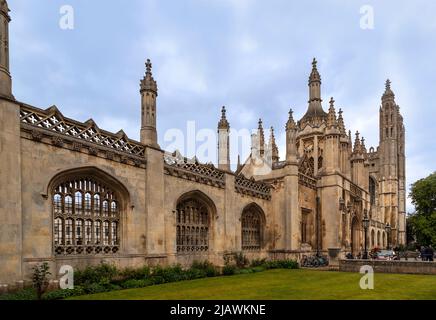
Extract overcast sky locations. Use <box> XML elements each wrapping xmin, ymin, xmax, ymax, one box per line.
<box><xmin>8</xmin><ymin>0</ymin><xmax>436</xmax><ymax>212</ymax></box>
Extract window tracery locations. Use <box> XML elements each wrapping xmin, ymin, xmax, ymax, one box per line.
<box><xmin>241</xmin><ymin>205</ymin><xmax>264</xmax><ymax>251</ymax></box>
<box><xmin>176</xmin><ymin>198</ymin><xmax>210</xmax><ymax>253</ymax></box>
<box><xmin>52</xmin><ymin>176</ymin><xmax>121</xmax><ymax>256</ymax></box>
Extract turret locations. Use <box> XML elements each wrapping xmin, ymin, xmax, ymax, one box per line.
<box><xmin>299</xmin><ymin>58</ymin><xmax>328</xmax><ymax>127</ymax></box>
<box><xmin>0</xmin><ymin>0</ymin><xmax>12</xmax><ymax>98</ymax></box>
<box><xmin>268</xmin><ymin>126</ymin><xmax>279</xmax><ymax>163</ymax></box>
<box><xmin>258</xmin><ymin>118</ymin><xmax>265</xmax><ymax>157</ymax></box>
<box><xmin>351</xmin><ymin>131</ymin><xmax>366</xmax><ymax>185</ymax></box>
<box><xmin>285</xmin><ymin>109</ymin><xmax>298</xmax><ymax>162</ymax></box>
<box><xmin>140</xmin><ymin>59</ymin><xmax>159</xmax><ymax>148</ymax></box>
<box><xmin>378</xmin><ymin>79</ymin><xmax>406</xmax><ymax>245</ymax></box>
<box><xmin>217</xmin><ymin>106</ymin><xmax>230</xmax><ymax>171</ymax></box>
<box><xmin>324</xmin><ymin>98</ymin><xmax>340</xmax><ymax>173</ymax></box>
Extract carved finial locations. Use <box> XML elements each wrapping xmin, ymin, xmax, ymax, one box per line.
<box><xmin>269</xmin><ymin>126</ymin><xmax>279</xmax><ymax>162</ymax></box>
<box><xmin>353</xmin><ymin>131</ymin><xmax>362</xmax><ymax>153</ymax></box>
<box><xmin>287</xmin><ymin>108</ymin><xmax>297</xmax><ymax>130</ymax></box>
<box><xmin>308</xmin><ymin>57</ymin><xmax>321</xmax><ymax>85</ymax></box>
<box><xmin>145</xmin><ymin>59</ymin><xmax>152</xmax><ymax>75</ymax></box>
<box><xmin>327</xmin><ymin>98</ymin><xmax>337</xmax><ymax>127</ymax></box>
<box><xmin>218</xmin><ymin>106</ymin><xmax>230</xmax><ymax>130</ymax></box>
<box><xmin>329</xmin><ymin>97</ymin><xmax>335</xmax><ymax>107</ymax></box>
<box><xmin>337</xmin><ymin>108</ymin><xmax>346</xmax><ymax>135</ymax></box>
<box><xmin>140</xmin><ymin>59</ymin><xmax>158</xmax><ymax>94</ymax></box>
<box><xmin>361</xmin><ymin>136</ymin><xmax>367</xmax><ymax>153</ymax></box>
<box><xmin>383</xmin><ymin>79</ymin><xmax>395</xmax><ymax>100</ymax></box>
<box><xmin>385</xmin><ymin>79</ymin><xmax>391</xmax><ymax>90</ymax></box>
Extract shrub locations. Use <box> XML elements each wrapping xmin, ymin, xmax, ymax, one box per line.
<box><xmin>0</xmin><ymin>288</ymin><xmax>37</xmax><ymax>301</ymax></box>
<box><xmin>186</xmin><ymin>268</ymin><xmax>207</xmax><ymax>280</ymax></box>
<box><xmin>120</xmin><ymin>266</ymin><xmax>150</xmax><ymax>281</ymax></box>
<box><xmin>152</xmin><ymin>264</ymin><xmax>186</xmax><ymax>283</ymax></box>
<box><xmin>42</xmin><ymin>286</ymin><xmax>85</xmax><ymax>300</ymax></box>
<box><xmin>190</xmin><ymin>261</ymin><xmax>219</xmax><ymax>277</ymax></box>
<box><xmin>32</xmin><ymin>262</ymin><xmax>51</xmax><ymax>300</ymax></box>
<box><xmin>83</xmin><ymin>283</ymin><xmax>109</xmax><ymax>295</ymax></box>
<box><xmin>75</xmin><ymin>262</ymin><xmax>119</xmax><ymax>286</ymax></box>
<box><xmin>233</xmin><ymin>252</ymin><xmax>249</xmax><ymax>268</ymax></box>
<box><xmin>150</xmin><ymin>276</ymin><xmax>165</xmax><ymax>285</ymax></box>
<box><xmin>222</xmin><ymin>265</ymin><xmax>237</xmax><ymax>276</ymax></box>
<box><xmin>263</xmin><ymin>259</ymin><xmax>299</xmax><ymax>270</ymax></box>
<box><xmin>250</xmin><ymin>258</ymin><xmax>267</xmax><ymax>267</ymax></box>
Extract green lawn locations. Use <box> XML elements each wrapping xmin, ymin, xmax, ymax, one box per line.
<box><xmin>69</xmin><ymin>269</ymin><xmax>436</xmax><ymax>300</ymax></box>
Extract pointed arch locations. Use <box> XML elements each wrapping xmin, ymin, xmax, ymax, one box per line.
<box><xmin>241</xmin><ymin>203</ymin><xmax>266</xmax><ymax>251</ymax></box>
<box><xmin>174</xmin><ymin>190</ymin><xmax>217</xmax><ymax>253</ymax></box>
<box><xmin>48</xmin><ymin>166</ymin><xmax>130</xmax><ymax>256</ymax></box>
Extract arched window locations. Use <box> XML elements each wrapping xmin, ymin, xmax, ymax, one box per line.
<box><xmin>52</xmin><ymin>176</ymin><xmax>122</xmax><ymax>256</ymax></box>
<box><xmin>176</xmin><ymin>197</ymin><xmax>210</xmax><ymax>253</ymax></box>
<box><xmin>75</xmin><ymin>191</ymin><xmax>83</xmax><ymax>215</ymax></box>
<box><xmin>371</xmin><ymin>229</ymin><xmax>375</xmax><ymax>248</ymax></box>
<box><xmin>369</xmin><ymin>177</ymin><xmax>376</xmax><ymax>205</ymax></box>
<box><xmin>84</xmin><ymin>193</ymin><xmax>92</xmax><ymax>216</ymax></box>
<box><xmin>241</xmin><ymin>204</ymin><xmax>264</xmax><ymax>251</ymax></box>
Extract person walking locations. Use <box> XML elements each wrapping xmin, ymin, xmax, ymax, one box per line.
<box><xmin>429</xmin><ymin>246</ymin><xmax>434</xmax><ymax>262</ymax></box>
<box><xmin>421</xmin><ymin>246</ymin><xmax>427</xmax><ymax>261</ymax></box>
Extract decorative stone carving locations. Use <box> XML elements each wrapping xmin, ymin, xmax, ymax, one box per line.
<box><xmin>72</xmin><ymin>142</ymin><xmax>82</xmax><ymax>151</ymax></box>
<box><xmin>51</xmin><ymin>136</ymin><xmax>63</xmax><ymax>147</ymax></box>
<box><xmin>20</xmin><ymin>105</ymin><xmax>145</xmax><ymax>157</ymax></box>
<box><xmin>31</xmin><ymin>130</ymin><xmax>42</xmax><ymax>141</ymax></box>
<box><xmin>235</xmin><ymin>175</ymin><xmax>271</xmax><ymax>200</ymax></box>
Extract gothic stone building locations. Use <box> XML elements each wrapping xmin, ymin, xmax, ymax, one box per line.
<box><xmin>0</xmin><ymin>1</ymin><xmax>406</xmax><ymax>287</ymax></box>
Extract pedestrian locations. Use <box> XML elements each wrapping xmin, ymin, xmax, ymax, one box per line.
<box><xmin>429</xmin><ymin>246</ymin><xmax>434</xmax><ymax>262</ymax></box>
<box><xmin>421</xmin><ymin>246</ymin><xmax>426</xmax><ymax>261</ymax></box>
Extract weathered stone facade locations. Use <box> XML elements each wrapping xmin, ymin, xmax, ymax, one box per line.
<box><xmin>0</xmin><ymin>2</ymin><xmax>406</xmax><ymax>287</ymax></box>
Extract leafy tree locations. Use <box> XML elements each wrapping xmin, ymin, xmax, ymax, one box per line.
<box><xmin>32</xmin><ymin>262</ymin><xmax>51</xmax><ymax>300</ymax></box>
<box><xmin>408</xmin><ymin>172</ymin><xmax>436</xmax><ymax>247</ymax></box>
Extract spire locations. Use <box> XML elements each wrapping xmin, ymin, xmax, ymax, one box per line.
<box><xmin>140</xmin><ymin>59</ymin><xmax>159</xmax><ymax>147</ymax></box>
<box><xmin>218</xmin><ymin>106</ymin><xmax>230</xmax><ymax>130</ymax></box>
<box><xmin>140</xmin><ymin>59</ymin><xmax>158</xmax><ymax>95</ymax></box>
<box><xmin>300</xmin><ymin>58</ymin><xmax>327</xmax><ymax>126</ymax></box>
<box><xmin>337</xmin><ymin>108</ymin><xmax>346</xmax><ymax>135</ymax></box>
<box><xmin>326</xmin><ymin>97</ymin><xmax>337</xmax><ymax>127</ymax></box>
<box><xmin>353</xmin><ymin>131</ymin><xmax>362</xmax><ymax>153</ymax></box>
<box><xmin>309</xmin><ymin>58</ymin><xmax>321</xmax><ymax>85</ymax></box>
<box><xmin>258</xmin><ymin>118</ymin><xmax>265</xmax><ymax>156</ymax></box>
<box><xmin>382</xmin><ymin>79</ymin><xmax>395</xmax><ymax>101</ymax></box>
<box><xmin>286</xmin><ymin>109</ymin><xmax>297</xmax><ymax>130</ymax></box>
<box><xmin>361</xmin><ymin>136</ymin><xmax>367</xmax><ymax>153</ymax></box>
<box><xmin>269</xmin><ymin>127</ymin><xmax>279</xmax><ymax>162</ymax></box>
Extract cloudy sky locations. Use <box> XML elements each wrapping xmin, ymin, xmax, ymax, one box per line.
<box><xmin>8</xmin><ymin>0</ymin><xmax>436</xmax><ymax>212</ymax></box>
